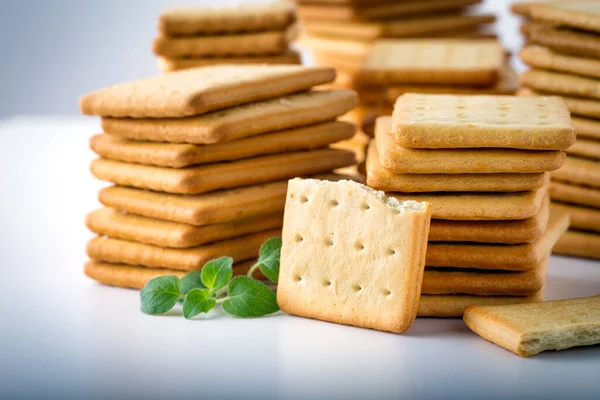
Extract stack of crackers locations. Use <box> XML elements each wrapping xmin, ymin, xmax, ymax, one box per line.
<box><xmin>515</xmin><ymin>1</ymin><xmax>600</xmax><ymax>260</ymax></box>
<box><xmin>154</xmin><ymin>1</ymin><xmax>301</xmax><ymax>72</ymax></box>
<box><xmin>366</xmin><ymin>93</ymin><xmax>575</xmax><ymax>317</ymax></box>
<box><xmin>79</xmin><ymin>65</ymin><xmax>359</xmax><ymax>288</ymax></box>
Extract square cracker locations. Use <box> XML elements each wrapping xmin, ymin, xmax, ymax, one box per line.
<box><xmin>90</xmin><ymin>121</ymin><xmax>355</xmax><ymax>168</ymax></box>
<box><xmin>391</xmin><ymin>93</ymin><xmax>575</xmax><ymax>150</ymax></box>
<box><xmin>552</xmin><ymin>202</ymin><xmax>600</xmax><ymax>234</ymax></box>
<box><xmin>156</xmin><ymin>50</ymin><xmax>301</xmax><ymax>72</ymax></box>
<box><xmin>79</xmin><ymin>65</ymin><xmax>335</xmax><ymax>118</ymax></box>
<box><xmin>520</xmin><ymin>69</ymin><xmax>600</xmax><ymax>101</ymax></box>
<box><xmin>418</xmin><ymin>292</ymin><xmax>543</xmax><ymax>318</ymax></box>
<box><xmin>101</xmin><ymin>90</ymin><xmax>357</xmax><ymax>144</ymax></box>
<box><xmin>517</xmin><ymin>88</ymin><xmax>600</xmax><ymax>127</ymax></box>
<box><xmin>553</xmin><ymin>229</ymin><xmax>600</xmax><ymax>259</ymax></box>
<box><xmin>552</xmin><ymin>156</ymin><xmax>600</xmax><ymax>189</ymax></box>
<box><xmin>528</xmin><ymin>25</ymin><xmax>600</xmax><ymax>59</ymax></box>
<box><xmin>278</xmin><ymin>179</ymin><xmax>432</xmax><ymax>333</ymax></box>
<box><xmin>464</xmin><ymin>294</ymin><xmax>600</xmax><ymax>357</ymax></box>
<box><xmin>531</xmin><ymin>2</ymin><xmax>600</xmax><ymax>34</ymax></box>
<box><xmin>158</xmin><ymin>1</ymin><xmax>296</xmax><ymax>36</ymax></box>
<box><xmin>550</xmin><ymin>180</ymin><xmax>600</xmax><ymax>209</ymax></box>
<box><xmin>359</xmin><ymin>39</ymin><xmax>503</xmax><ymax>86</ymax></box>
<box><xmin>366</xmin><ymin>141</ymin><xmax>548</xmax><ymax>192</ymax></box>
<box><xmin>375</xmin><ymin>116</ymin><xmax>565</xmax><ymax>174</ymax></box>
<box><xmin>520</xmin><ymin>45</ymin><xmax>600</xmax><ymax>80</ymax></box>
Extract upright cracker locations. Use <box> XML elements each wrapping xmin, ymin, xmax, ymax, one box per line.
<box><xmin>531</xmin><ymin>2</ymin><xmax>600</xmax><ymax>34</ymax></box>
<box><xmin>278</xmin><ymin>179</ymin><xmax>431</xmax><ymax>333</ymax></box>
<box><xmin>157</xmin><ymin>50</ymin><xmax>301</xmax><ymax>72</ymax></box>
<box><xmin>520</xmin><ymin>69</ymin><xmax>600</xmax><ymax>101</ymax></box>
<box><xmin>517</xmin><ymin>87</ymin><xmax>600</xmax><ymax>122</ymax></box>
<box><xmin>391</xmin><ymin>94</ymin><xmax>575</xmax><ymax>150</ymax></box>
<box><xmin>359</xmin><ymin>39</ymin><xmax>503</xmax><ymax>86</ymax></box>
<box><xmin>553</xmin><ymin>229</ymin><xmax>600</xmax><ymax>259</ymax></box>
<box><xmin>552</xmin><ymin>202</ymin><xmax>600</xmax><ymax>233</ymax></box>
<box><xmin>101</xmin><ymin>90</ymin><xmax>357</xmax><ymax>144</ymax></box>
<box><xmin>158</xmin><ymin>1</ymin><xmax>296</xmax><ymax>36</ymax></box>
<box><xmin>528</xmin><ymin>25</ymin><xmax>600</xmax><ymax>59</ymax></box>
<box><xmin>464</xmin><ymin>295</ymin><xmax>600</xmax><ymax>357</ymax></box>
<box><xmin>552</xmin><ymin>156</ymin><xmax>600</xmax><ymax>189</ymax></box>
<box><xmin>520</xmin><ymin>45</ymin><xmax>600</xmax><ymax>80</ymax></box>
<box><xmin>90</xmin><ymin>121</ymin><xmax>355</xmax><ymax>168</ymax></box>
<box><xmin>418</xmin><ymin>292</ymin><xmax>543</xmax><ymax>318</ymax></box>
<box><xmin>550</xmin><ymin>180</ymin><xmax>600</xmax><ymax>209</ymax></box>
<box><xmin>79</xmin><ymin>65</ymin><xmax>335</xmax><ymax>118</ymax></box>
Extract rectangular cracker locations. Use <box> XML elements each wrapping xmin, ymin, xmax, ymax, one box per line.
<box><xmin>422</xmin><ymin>256</ymin><xmax>549</xmax><ymax>296</ymax></box>
<box><xmin>278</xmin><ymin>179</ymin><xmax>432</xmax><ymax>333</ymax></box>
<box><xmin>90</xmin><ymin>121</ymin><xmax>355</xmax><ymax>168</ymax></box>
<box><xmin>552</xmin><ymin>156</ymin><xmax>600</xmax><ymax>189</ymax></box>
<box><xmin>528</xmin><ymin>25</ymin><xmax>600</xmax><ymax>59</ymax></box>
<box><xmin>86</xmin><ymin>208</ymin><xmax>283</xmax><ymax>249</ymax></box>
<box><xmin>517</xmin><ymin>87</ymin><xmax>600</xmax><ymax>123</ymax></box>
<box><xmin>520</xmin><ymin>45</ymin><xmax>600</xmax><ymax>80</ymax></box>
<box><xmin>375</xmin><ymin>116</ymin><xmax>565</xmax><ymax>174</ymax></box>
<box><xmin>572</xmin><ymin>117</ymin><xmax>600</xmax><ymax>140</ymax></box>
<box><xmin>156</xmin><ymin>50</ymin><xmax>301</xmax><ymax>72</ymax></box>
<box><xmin>391</xmin><ymin>93</ymin><xmax>575</xmax><ymax>150</ymax></box>
<box><xmin>418</xmin><ymin>292</ymin><xmax>543</xmax><ymax>318</ymax></box>
<box><xmin>79</xmin><ymin>65</ymin><xmax>335</xmax><ymax>118</ymax></box>
<box><xmin>86</xmin><ymin>229</ymin><xmax>279</xmax><ymax>271</ymax></box>
<box><xmin>158</xmin><ymin>1</ymin><xmax>296</xmax><ymax>36</ymax></box>
<box><xmin>90</xmin><ymin>148</ymin><xmax>356</xmax><ymax>195</ymax></box>
<box><xmin>553</xmin><ymin>229</ymin><xmax>600</xmax><ymax>259</ymax></box>
<box><xmin>520</xmin><ymin>69</ymin><xmax>600</xmax><ymax>101</ymax></box>
<box><xmin>299</xmin><ymin>35</ymin><xmax>371</xmax><ymax>59</ymax></box>
<box><xmin>552</xmin><ymin>202</ymin><xmax>600</xmax><ymax>233</ymax></box>
<box><xmin>359</xmin><ymin>39</ymin><xmax>503</xmax><ymax>86</ymax></box>
<box><xmin>550</xmin><ymin>180</ymin><xmax>600</xmax><ymax>208</ymax></box>
<box><xmin>463</xmin><ymin>295</ymin><xmax>600</xmax><ymax>357</ymax></box>
<box><xmin>429</xmin><ymin>196</ymin><xmax>550</xmax><ymax>244</ymax></box>
<box><xmin>425</xmin><ymin>210</ymin><xmax>569</xmax><ymax>271</ymax></box>
<box><xmin>101</xmin><ymin>90</ymin><xmax>357</xmax><ymax>144</ymax></box>
<box><xmin>367</xmin><ymin>142</ymin><xmax>548</xmax><ymax>192</ymax></box>
<box><xmin>153</xmin><ymin>24</ymin><xmax>298</xmax><ymax>58</ymax></box>
<box><xmin>531</xmin><ymin>2</ymin><xmax>600</xmax><ymax>34</ymax></box>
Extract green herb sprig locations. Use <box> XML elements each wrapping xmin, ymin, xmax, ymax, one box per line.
<box><xmin>140</xmin><ymin>238</ymin><xmax>281</xmax><ymax>319</ymax></box>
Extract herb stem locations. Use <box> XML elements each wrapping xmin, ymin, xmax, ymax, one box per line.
<box><xmin>216</xmin><ymin>297</ymin><xmax>229</xmax><ymax>304</ymax></box>
<box><xmin>246</xmin><ymin>262</ymin><xmax>260</xmax><ymax>278</ymax></box>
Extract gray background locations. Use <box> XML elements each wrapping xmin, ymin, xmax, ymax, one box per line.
<box><xmin>0</xmin><ymin>0</ymin><xmax>519</xmax><ymax>118</ymax></box>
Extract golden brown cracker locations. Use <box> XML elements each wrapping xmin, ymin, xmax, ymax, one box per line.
<box><xmin>520</xmin><ymin>69</ymin><xmax>600</xmax><ymax>101</ymax></box>
<box><xmin>551</xmin><ymin>202</ymin><xmax>600</xmax><ymax>233</ymax></box>
<box><xmin>550</xmin><ymin>180</ymin><xmax>600</xmax><ymax>208</ymax></box>
<box><xmin>156</xmin><ymin>50</ymin><xmax>301</xmax><ymax>72</ymax></box>
<box><xmin>520</xmin><ymin>45</ymin><xmax>600</xmax><ymax>80</ymax></box>
<box><xmin>553</xmin><ymin>229</ymin><xmax>600</xmax><ymax>259</ymax></box>
<box><xmin>418</xmin><ymin>292</ymin><xmax>543</xmax><ymax>318</ymax></box>
<box><xmin>551</xmin><ymin>156</ymin><xmax>600</xmax><ymax>189</ymax></box>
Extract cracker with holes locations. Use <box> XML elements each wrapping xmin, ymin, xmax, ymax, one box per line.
<box><xmin>277</xmin><ymin>179</ymin><xmax>432</xmax><ymax>333</ymax></box>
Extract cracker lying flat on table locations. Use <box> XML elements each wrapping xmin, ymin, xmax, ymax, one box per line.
<box><xmin>520</xmin><ymin>45</ymin><xmax>600</xmax><ymax>80</ymax></box>
<box><xmin>391</xmin><ymin>93</ymin><xmax>575</xmax><ymax>150</ymax></box>
<box><xmin>553</xmin><ymin>229</ymin><xmax>600</xmax><ymax>259</ymax></box>
<box><xmin>520</xmin><ymin>69</ymin><xmax>600</xmax><ymax>101</ymax></box>
<box><xmin>87</xmin><ymin>229</ymin><xmax>279</xmax><ymax>271</ymax></box>
<box><xmin>156</xmin><ymin>50</ymin><xmax>302</xmax><ymax>72</ymax></box>
<box><xmin>464</xmin><ymin>295</ymin><xmax>600</xmax><ymax>357</ymax></box>
<box><xmin>359</xmin><ymin>39</ymin><xmax>503</xmax><ymax>86</ymax></box>
<box><xmin>367</xmin><ymin>142</ymin><xmax>548</xmax><ymax>192</ymax></box>
<box><xmin>90</xmin><ymin>148</ymin><xmax>356</xmax><ymax>195</ymax></box>
<box><xmin>552</xmin><ymin>156</ymin><xmax>600</xmax><ymax>189</ymax></box>
<box><xmin>375</xmin><ymin>117</ymin><xmax>564</xmax><ymax>174</ymax></box>
<box><xmin>550</xmin><ymin>180</ymin><xmax>600</xmax><ymax>208</ymax></box>
<box><xmin>278</xmin><ymin>179</ymin><xmax>432</xmax><ymax>333</ymax></box>
<box><xmin>86</xmin><ymin>208</ymin><xmax>283</xmax><ymax>248</ymax></box>
<box><xmin>528</xmin><ymin>25</ymin><xmax>600</xmax><ymax>59</ymax></box>
<box><xmin>531</xmin><ymin>1</ymin><xmax>600</xmax><ymax>34</ymax></box>
<box><xmin>102</xmin><ymin>90</ymin><xmax>357</xmax><ymax>144</ymax></box>
<box><xmin>90</xmin><ymin>121</ymin><xmax>355</xmax><ymax>168</ymax></box>
<box><xmin>80</xmin><ymin>65</ymin><xmax>335</xmax><ymax>118</ymax></box>
<box><xmin>552</xmin><ymin>202</ymin><xmax>600</xmax><ymax>233</ymax></box>
<box><xmin>425</xmin><ymin>210</ymin><xmax>569</xmax><ymax>271</ymax></box>
<box><xmin>158</xmin><ymin>1</ymin><xmax>296</xmax><ymax>36</ymax></box>
<box><xmin>517</xmin><ymin>87</ymin><xmax>600</xmax><ymax>122</ymax></box>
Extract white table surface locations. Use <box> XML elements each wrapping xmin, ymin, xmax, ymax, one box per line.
<box><xmin>1</xmin><ymin>116</ymin><xmax>600</xmax><ymax>400</ymax></box>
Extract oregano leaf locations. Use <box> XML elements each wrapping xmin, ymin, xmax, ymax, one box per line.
<box><xmin>180</xmin><ymin>271</ymin><xmax>206</xmax><ymax>294</ymax></box>
<box><xmin>182</xmin><ymin>289</ymin><xmax>216</xmax><ymax>319</ymax></box>
<box><xmin>257</xmin><ymin>237</ymin><xmax>282</xmax><ymax>282</ymax></box>
<box><xmin>140</xmin><ymin>275</ymin><xmax>181</xmax><ymax>315</ymax></box>
<box><xmin>222</xmin><ymin>277</ymin><xmax>279</xmax><ymax>318</ymax></box>
<box><xmin>201</xmin><ymin>256</ymin><xmax>233</xmax><ymax>290</ymax></box>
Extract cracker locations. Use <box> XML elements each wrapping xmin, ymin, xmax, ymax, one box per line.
<box><xmin>79</xmin><ymin>65</ymin><xmax>335</xmax><ymax>118</ymax></box>
<box><xmin>90</xmin><ymin>148</ymin><xmax>356</xmax><ymax>195</ymax></box>
<box><xmin>101</xmin><ymin>90</ymin><xmax>357</xmax><ymax>144</ymax></box>
<box><xmin>90</xmin><ymin>121</ymin><xmax>355</xmax><ymax>168</ymax></box>
<box><xmin>375</xmin><ymin>117</ymin><xmax>565</xmax><ymax>174</ymax></box>
<box><xmin>520</xmin><ymin>45</ymin><xmax>600</xmax><ymax>80</ymax></box>
<box><xmin>531</xmin><ymin>2</ymin><xmax>600</xmax><ymax>34</ymax></box>
<box><xmin>422</xmin><ymin>256</ymin><xmax>549</xmax><ymax>296</ymax></box>
<box><xmin>391</xmin><ymin>93</ymin><xmax>575</xmax><ymax>150</ymax></box>
<box><xmin>366</xmin><ymin>142</ymin><xmax>548</xmax><ymax>192</ymax></box>
<box><xmin>552</xmin><ymin>156</ymin><xmax>600</xmax><ymax>189</ymax></box>
<box><xmin>359</xmin><ymin>39</ymin><xmax>503</xmax><ymax>86</ymax></box>
<box><xmin>87</xmin><ymin>229</ymin><xmax>279</xmax><ymax>271</ymax></box>
<box><xmin>550</xmin><ymin>180</ymin><xmax>600</xmax><ymax>208</ymax></box>
<box><xmin>572</xmin><ymin>117</ymin><xmax>600</xmax><ymax>140</ymax></box>
<box><xmin>463</xmin><ymin>295</ymin><xmax>600</xmax><ymax>357</ymax></box>
<box><xmin>153</xmin><ymin>25</ymin><xmax>298</xmax><ymax>58</ymax></box>
<box><xmin>520</xmin><ymin>69</ymin><xmax>600</xmax><ymax>101</ymax></box>
<box><xmin>299</xmin><ymin>35</ymin><xmax>371</xmax><ymax>59</ymax></box>
<box><xmin>566</xmin><ymin>138</ymin><xmax>600</xmax><ymax>160</ymax></box>
<box><xmin>553</xmin><ymin>229</ymin><xmax>600</xmax><ymax>259</ymax></box>
<box><xmin>156</xmin><ymin>50</ymin><xmax>301</xmax><ymax>72</ymax></box>
<box><xmin>425</xmin><ymin>210</ymin><xmax>569</xmax><ymax>271</ymax></box>
<box><xmin>429</xmin><ymin>196</ymin><xmax>550</xmax><ymax>244</ymax></box>
<box><xmin>277</xmin><ymin>179</ymin><xmax>432</xmax><ymax>333</ymax></box>
<box><xmin>418</xmin><ymin>292</ymin><xmax>543</xmax><ymax>318</ymax></box>
<box><xmin>528</xmin><ymin>25</ymin><xmax>600</xmax><ymax>59</ymax></box>
<box><xmin>552</xmin><ymin>202</ymin><xmax>600</xmax><ymax>233</ymax></box>
<box><xmin>158</xmin><ymin>1</ymin><xmax>296</xmax><ymax>36</ymax></box>
<box><xmin>86</xmin><ymin>208</ymin><xmax>283</xmax><ymax>249</ymax></box>
<box><xmin>517</xmin><ymin>87</ymin><xmax>600</xmax><ymax>122</ymax></box>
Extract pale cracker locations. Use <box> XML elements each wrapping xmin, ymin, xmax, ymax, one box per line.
<box><xmin>90</xmin><ymin>121</ymin><xmax>355</xmax><ymax>168</ymax></box>
<box><xmin>550</xmin><ymin>180</ymin><xmax>600</xmax><ymax>208</ymax></box>
<box><xmin>520</xmin><ymin>69</ymin><xmax>600</xmax><ymax>101</ymax></box>
<box><xmin>425</xmin><ymin>210</ymin><xmax>569</xmax><ymax>271</ymax></box>
<box><xmin>359</xmin><ymin>39</ymin><xmax>503</xmax><ymax>86</ymax></box>
<box><xmin>90</xmin><ymin>148</ymin><xmax>356</xmax><ymax>195</ymax></box>
<box><xmin>366</xmin><ymin>142</ymin><xmax>547</xmax><ymax>193</ymax></box>
<box><xmin>86</xmin><ymin>208</ymin><xmax>283</xmax><ymax>249</ymax></box>
<box><xmin>531</xmin><ymin>2</ymin><xmax>600</xmax><ymax>34</ymax></box>
<box><xmin>299</xmin><ymin>35</ymin><xmax>371</xmax><ymax>59</ymax></box>
<box><xmin>552</xmin><ymin>156</ymin><xmax>600</xmax><ymax>189</ymax></box>
<box><xmin>520</xmin><ymin>45</ymin><xmax>600</xmax><ymax>80</ymax></box>
<box><xmin>158</xmin><ymin>1</ymin><xmax>296</xmax><ymax>36</ymax></box>
<box><xmin>566</xmin><ymin>138</ymin><xmax>600</xmax><ymax>160</ymax></box>
<box><xmin>87</xmin><ymin>229</ymin><xmax>279</xmax><ymax>271</ymax></box>
<box><xmin>375</xmin><ymin>116</ymin><xmax>565</xmax><ymax>174</ymax></box>
<box><xmin>528</xmin><ymin>25</ymin><xmax>600</xmax><ymax>59</ymax></box>
<box><xmin>464</xmin><ymin>295</ymin><xmax>600</xmax><ymax>357</ymax></box>
<box><xmin>391</xmin><ymin>93</ymin><xmax>575</xmax><ymax>150</ymax></box>
<box><xmin>277</xmin><ymin>179</ymin><xmax>431</xmax><ymax>333</ymax></box>
<box><xmin>156</xmin><ymin>50</ymin><xmax>302</xmax><ymax>72</ymax></box>
<box><xmin>79</xmin><ymin>65</ymin><xmax>335</xmax><ymax>118</ymax></box>
<box><xmin>553</xmin><ymin>229</ymin><xmax>600</xmax><ymax>259</ymax></box>
<box><xmin>552</xmin><ymin>202</ymin><xmax>600</xmax><ymax>233</ymax></box>
<box><xmin>517</xmin><ymin>87</ymin><xmax>600</xmax><ymax>122</ymax></box>
<box><xmin>101</xmin><ymin>90</ymin><xmax>357</xmax><ymax>144</ymax></box>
